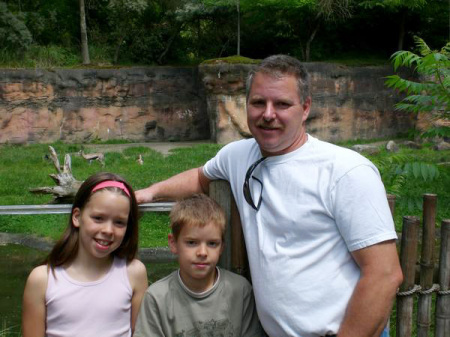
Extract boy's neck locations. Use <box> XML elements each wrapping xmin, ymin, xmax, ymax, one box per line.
<box><xmin>178</xmin><ymin>267</ymin><xmax>220</xmax><ymax>294</ymax></box>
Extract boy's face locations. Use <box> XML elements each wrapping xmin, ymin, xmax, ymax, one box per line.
<box><xmin>168</xmin><ymin>222</ymin><xmax>224</xmax><ymax>293</ymax></box>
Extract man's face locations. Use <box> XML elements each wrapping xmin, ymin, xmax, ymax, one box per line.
<box><xmin>247</xmin><ymin>72</ymin><xmax>311</xmax><ymax>156</ymax></box>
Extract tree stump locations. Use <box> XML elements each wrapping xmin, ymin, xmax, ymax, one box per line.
<box><xmin>30</xmin><ymin>146</ymin><xmax>83</xmax><ymax>203</ymax></box>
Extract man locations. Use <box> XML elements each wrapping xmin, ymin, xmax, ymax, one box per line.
<box><xmin>136</xmin><ymin>55</ymin><xmax>403</xmax><ymax>337</ymax></box>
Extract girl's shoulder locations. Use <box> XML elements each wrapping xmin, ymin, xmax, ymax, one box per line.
<box><xmin>126</xmin><ymin>259</ymin><xmax>148</xmax><ymax>289</ymax></box>
<box><xmin>24</xmin><ymin>264</ymin><xmax>49</xmax><ymax>297</ymax></box>
<box><xmin>27</xmin><ymin>265</ymin><xmax>49</xmax><ymax>284</ymax></box>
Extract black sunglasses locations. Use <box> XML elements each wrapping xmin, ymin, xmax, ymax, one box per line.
<box><xmin>243</xmin><ymin>157</ymin><xmax>267</xmax><ymax>210</ymax></box>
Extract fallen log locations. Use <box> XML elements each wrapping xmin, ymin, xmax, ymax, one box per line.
<box><xmin>30</xmin><ymin>146</ymin><xmax>83</xmax><ymax>203</ymax></box>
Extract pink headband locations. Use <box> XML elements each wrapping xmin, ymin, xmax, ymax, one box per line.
<box><xmin>91</xmin><ymin>181</ymin><xmax>131</xmax><ymax>198</ymax></box>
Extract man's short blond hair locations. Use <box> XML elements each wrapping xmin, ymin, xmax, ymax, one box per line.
<box><xmin>169</xmin><ymin>194</ymin><xmax>226</xmax><ymax>241</ymax></box>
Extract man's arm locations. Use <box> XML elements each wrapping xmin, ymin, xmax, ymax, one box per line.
<box><xmin>338</xmin><ymin>240</ymin><xmax>403</xmax><ymax>337</ymax></box>
<box><xmin>135</xmin><ymin>166</ymin><xmax>211</xmax><ymax>203</ymax></box>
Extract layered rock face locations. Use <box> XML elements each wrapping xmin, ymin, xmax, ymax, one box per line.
<box><xmin>0</xmin><ymin>67</ymin><xmax>208</xmax><ymax>144</ymax></box>
<box><xmin>199</xmin><ymin>63</ymin><xmax>414</xmax><ymax>144</ymax></box>
<box><xmin>0</xmin><ymin>64</ymin><xmax>414</xmax><ymax>144</ymax></box>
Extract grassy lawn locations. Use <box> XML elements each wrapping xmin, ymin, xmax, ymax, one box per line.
<box><xmin>0</xmin><ymin>140</ymin><xmax>449</xmax><ymax>248</ymax></box>
<box><xmin>0</xmin><ymin>142</ymin><xmax>222</xmax><ymax>248</ymax></box>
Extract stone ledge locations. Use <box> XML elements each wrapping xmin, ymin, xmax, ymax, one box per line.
<box><xmin>0</xmin><ymin>232</ymin><xmax>176</xmax><ymax>263</ymax></box>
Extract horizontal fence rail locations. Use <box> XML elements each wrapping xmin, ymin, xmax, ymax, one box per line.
<box><xmin>0</xmin><ymin>202</ymin><xmax>175</xmax><ymax>215</ymax></box>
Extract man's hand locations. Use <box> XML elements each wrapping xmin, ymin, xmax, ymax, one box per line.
<box><xmin>135</xmin><ymin>186</ymin><xmax>156</xmax><ymax>204</ymax></box>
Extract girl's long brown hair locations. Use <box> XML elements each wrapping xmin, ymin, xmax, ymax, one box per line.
<box><xmin>44</xmin><ymin>172</ymin><xmax>139</xmax><ymax>270</ymax></box>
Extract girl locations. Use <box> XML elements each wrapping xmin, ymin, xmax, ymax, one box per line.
<box><xmin>22</xmin><ymin>172</ymin><xmax>148</xmax><ymax>337</ymax></box>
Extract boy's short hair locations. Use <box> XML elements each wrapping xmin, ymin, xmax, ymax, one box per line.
<box><xmin>169</xmin><ymin>194</ymin><xmax>226</xmax><ymax>241</ymax></box>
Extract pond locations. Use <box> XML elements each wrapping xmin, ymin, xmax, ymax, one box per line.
<box><xmin>0</xmin><ymin>244</ymin><xmax>178</xmax><ymax>337</ymax></box>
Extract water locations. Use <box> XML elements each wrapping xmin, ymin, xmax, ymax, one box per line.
<box><xmin>0</xmin><ymin>244</ymin><xmax>178</xmax><ymax>336</ymax></box>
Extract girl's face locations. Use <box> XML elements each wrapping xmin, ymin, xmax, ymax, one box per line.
<box><xmin>72</xmin><ymin>189</ymin><xmax>130</xmax><ymax>261</ymax></box>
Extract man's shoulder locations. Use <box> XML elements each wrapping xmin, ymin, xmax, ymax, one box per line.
<box><xmin>220</xmin><ymin>138</ymin><xmax>258</xmax><ymax>155</ymax></box>
<box><xmin>311</xmin><ymin>137</ymin><xmax>375</xmax><ymax>167</ymax></box>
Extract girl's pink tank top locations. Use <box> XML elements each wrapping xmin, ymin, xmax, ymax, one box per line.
<box><xmin>45</xmin><ymin>257</ymin><xmax>132</xmax><ymax>337</ymax></box>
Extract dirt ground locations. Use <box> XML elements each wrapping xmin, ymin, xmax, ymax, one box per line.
<box><xmin>82</xmin><ymin>140</ymin><xmax>212</xmax><ymax>156</ymax></box>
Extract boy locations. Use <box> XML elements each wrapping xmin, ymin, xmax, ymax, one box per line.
<box><xmin>134</xmin><ymin>194</ymin><xmax>263</xmax><ymax>337</ymax></box>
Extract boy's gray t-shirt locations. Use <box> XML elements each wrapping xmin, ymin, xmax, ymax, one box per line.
<box><xmin>134</xmin><ymin>268</ymin><xmax>263</xmax><ymax>337</ymax></box>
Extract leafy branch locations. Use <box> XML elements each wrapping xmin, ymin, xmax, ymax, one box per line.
<box><xmin>385</xmin><ymin>37</ymin><xmax>450</xmax><ymax>118</ymax></box>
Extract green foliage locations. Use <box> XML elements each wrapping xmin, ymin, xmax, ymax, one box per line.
<box><xmin>371</xmin><ymin>152</ymin><xmax>439</xmax><ymax>197</ymax></box>
<box><xmin>360</xmin><ymin>0</ymin><xmax>427</xmax><ymax>10</ymax></box>
<box><xmin>385</xmin><ymin>37</ymin><xmax>450</xmax><ymax>116</ymax></box>
<box><xmin>0</xmin><ymin>2</ymin><xmax>32</xmax><ymax>54</ymax></box>
<box><xmin>365</xmin><ymin>144</ymin><xmax>450</xmax><ymax>226</ymax></box>
<box><xmin>0</xmin><ymin>0</ymin><xmax>447</xmax><ymax>66</ymax></box>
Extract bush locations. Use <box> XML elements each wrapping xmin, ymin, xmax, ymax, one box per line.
<box><xmin>0</xmin><ymin>2</ymin><xmax>32</xmax><ymax>55</ymax></box>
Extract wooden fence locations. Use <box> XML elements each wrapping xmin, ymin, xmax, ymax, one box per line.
<box><xmin>389</xmin><ymin>194</ymin><xmax>450</xmax><ymax>337</ymax></box>
<box><xmin>1</xmin><ymin>181</ymin><xmax>449</xmax><ymax>336</ymax></box>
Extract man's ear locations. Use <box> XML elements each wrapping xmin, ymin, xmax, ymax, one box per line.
<box><xmin>168</xmin><ymin>234</ymin><xmax>178</xmax><ymax>255</ymax></box>
<box><xmin>302</xmin><ymin>96</ymin><xmax>312</xmax><ymax>123</ymax></box>
<box><xmin>72</xmin><ymin>208</ymin><xmax>81</xmax><ymax>228</ymax></box>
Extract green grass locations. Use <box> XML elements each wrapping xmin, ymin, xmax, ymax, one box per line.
<box><xmin>0</xmin><ymin>140</ymin><xmax>449</xmax><ymax>246</ymax></box>
<box><xmin>0</xmin><ymin>142</ymin><xmax>222</xmax><ymax>247</ymax></box>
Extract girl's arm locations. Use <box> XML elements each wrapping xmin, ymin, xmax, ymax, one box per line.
<box><xmin>22</xmin><ymin>265</ymin><xmax>48</xmax><ymax>337</ymax></box>
<box><xmin>127</xmin><ymin>259</ymin><xmax>148</xmax><ymax>333</ymax></box>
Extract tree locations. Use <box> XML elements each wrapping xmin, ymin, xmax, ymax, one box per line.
<box><xmin>254</xmin><ymin>0</ymin><xmax>353</xmax><ymax>61</ymax></box>
<box><xmin>80</xmin><ymin>0</ymin><xmax>90</xmax><ymax>64</ymax></box>
<box><xmin>360</xmin><ymin>0</ymin><xmax>427</xmax><ymax>50</ymax></box>
<box><xmin>302</xmin><ymin>0</ymin><xmax>352</xmax><ymax>61</ymax></box>
<box><xmin>385</xmin><ymin>37</ymin><xmax>450</xmax><ymax>136</ymax></box>
<box><xmin>0</xmin><ymin>2</ymin><xmax>32</xmax><ymax>55</ymax></box>
<box><xmin>107</xmin><ymin>0</ymin><xmax>148</xmax><ymax>64</ymax></box>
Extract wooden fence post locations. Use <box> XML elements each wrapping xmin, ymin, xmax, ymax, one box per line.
<box><xmin>397</xmin><ymin>216</ymin><xmax>420</xmax><ymax>337</ymax></box>
<box><xmin>386</xmin><ymin>194</ymin><xmax>396</xmax><ymax>335</ymax></box>
<box><xmin>209</xmin><ymin>180</ymin><xmax>249</xmax><ymax>278</ymax></box>
<box><xmin>417</xmin><ymin>194</ymin><xmax>437</xmax><ymax>337</ymax></box>
<box><xmin>209</xmin><ymin>180</ymin><xmax>232</xmax><ymax>271</ymax></box>
<box><xmin>230</xmin><ymin>197</ymin><xmax>250</xmax><ymax>278</ymax></box>
<box><xmin>387</xmin><ymin>194</ymin><xmax>396</xmax><ymax>216</ymax></box>
<box><xmin>435</xmin><ymin>219</ymin><xmax>450</xmax><ymax>337</ymax></box>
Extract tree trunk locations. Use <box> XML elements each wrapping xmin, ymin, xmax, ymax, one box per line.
<box><xmin>305</xmin><ymin>20</ymin><xmax>320</xmax><ymax>62</ymax></box>
<box><xmin>113</xmin><ymin>34</ymin><xmax>125</xmax><ymax>64</ymax></box>
<box><xmin>79</xmin><ymin>0</ymin><xmax>90</xmax><ymax>65</ymax></box>
<box><xmin>397</xmin><ymin>8</ymin><xmax>407</xmax><ymax>51</ymax></box>
<box><xmin>158</xmin><ymin>23</ymin><xmax>183</xmax><ymax>65</ymax></box>
<box><xmin>237</xmin><ymin>0</ymin><xmax>240</xmax><ymax>56</ymax></box>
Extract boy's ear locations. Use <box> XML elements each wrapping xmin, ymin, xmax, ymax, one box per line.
<box><xmin>168</xmin><ymin>234</ymin><xmax>178</xmax><ymax>255</ymax></box>
<box><xmin>219</xmin><ymin>240</ymin><xmax>225</xmax><ymax>255</ymax></box>
<box><xmin>72</xmin><ymin>208</ymin><xmax>81</xmax><ymax>228</ymax></box>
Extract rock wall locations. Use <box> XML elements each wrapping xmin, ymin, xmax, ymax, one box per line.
<box><xmin>199</xmin><ymin>63</ymin><xmax>414</xmax><ymax>144</ymax></box>
<box><xmin>0</xmin><ymin>67</ymin><xmax>208</xmax><ymax>144</ymax></box>
<box><xmin>0</xmin><ymin>64</ymin><xmax>414</xmax><ymax>144</ymax></box>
